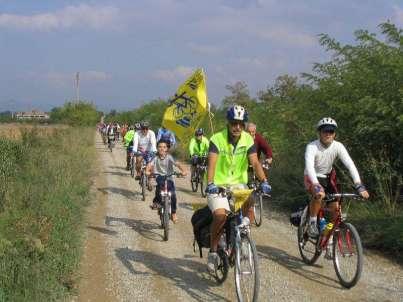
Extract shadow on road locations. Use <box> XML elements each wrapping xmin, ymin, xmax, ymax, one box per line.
<box><xmin>107</xmin><ymin>166</ymin><xmax>127</xmax><ymax>171</ymax></box>
<box><xmin>105</xmin><ymin>216</ymin><xmax>164</xmax><ymax>241</ymax></box>
<box><xmin>87</xmin><ymin>225</ymin><xmax>118</xmax><ymax>236</ymax></box>
<box><xmin>115</xmin><ymin>247</ymin><xmax>230</xmax><ymax>302</ymax></box>
<box><xmin>98</xmin><ymin>187</ymin><xmax>141</xmax><ymax>200</ymax></box>
<box><xmin>257</xmin><ymin>244</ymin><xmax>341</xmax><ymax>289</ymax></box>
<box><xmin>103</xmin><ymin>171</ymin><xmax>131</xmax><ymax>177</ymax></box>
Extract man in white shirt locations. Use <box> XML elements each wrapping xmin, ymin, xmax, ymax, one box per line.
<box><xmin>304</xmin><ymin>117</ymin><xmax>369</xmax><ymax>237</ymax></box>
<box><xmin>133</xmin><ymin>121</ymin><xmax>157</xmax><ymax>179</ymax></box>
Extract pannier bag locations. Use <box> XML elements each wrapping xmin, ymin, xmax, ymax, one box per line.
<box><xmin>191</xmin><ymin>205</ymin><xmax>213</xmax><ymax>257</ymax></box>
<box><xmin>290</xmin><ymin>206</ymin><xmax>305</xmax><ymax>227</ymax></box>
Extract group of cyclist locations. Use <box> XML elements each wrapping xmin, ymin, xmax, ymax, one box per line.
<box><xmin>103</xmin><ymin>103</ymin><xmax>370</xmax><ymax>275</ymax></box>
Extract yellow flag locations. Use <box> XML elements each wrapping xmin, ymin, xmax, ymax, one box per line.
<box><xmin>162</xmin><ymin>68</ymin><xmax>208</xmax><ymax>142</ymax></box>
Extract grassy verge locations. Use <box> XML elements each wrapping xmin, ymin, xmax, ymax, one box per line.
<box><xmin>0</xmin><ymin>127</ymin><xmax>95</xmax><ymax>301</ymax></box>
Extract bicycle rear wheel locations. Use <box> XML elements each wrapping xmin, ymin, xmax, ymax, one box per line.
<box><xmin>215</xmin><ymin>248</ymin><xmax>229</xmax><ymax>284</ymax></box>
<box><xmin>253</xmin><ymin>193</ymin><xmax>263</xmax><ymax>227</ymax></box>
<box><xmin>163</xmin><ymin>197</ymin><xmax>170</xmax><ymax>241</ymax></box>
<box><xmin>235</xmin><ymin>231</ymin><xmax>260</xmax><ymax>302</ymax></box>
<box><xmin>297</xmin><ymin>206</ymin><xmax>321</xmax><ymax>264</ymax></box>
<box><xmin>191</xmin><ymin>169</ymin><xmax>198</xmax><ymax>192</ymax></box>
<box><xmin>333</xmin><ymin>222</ymin><xmax>363</xmax><ymax>288</ymax></box>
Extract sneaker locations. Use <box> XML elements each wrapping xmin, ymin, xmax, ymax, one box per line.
<box><xmin>150</xmin><ymin>202</ymin><xmax>159</xmax><ymax>210</ymax></box>
<box><xmin>135</xmin><ymin>175</ymin><xmax>140</xmax><ymax>180</ymax></box>
<box><xmin>307</xmin><ymin>222</ymin><xmax>319</xmax><ymax>238</ymax></box>
<box><xmin>207</xmin><ymin>251</ymin><xmax>219</xmax><ymax>273</ymax></box>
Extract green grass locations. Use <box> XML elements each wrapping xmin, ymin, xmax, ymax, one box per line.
<box><xmin>0</xmin><ymin>127</ymin><xmax>95</xmax><ymax>301</ymax></box>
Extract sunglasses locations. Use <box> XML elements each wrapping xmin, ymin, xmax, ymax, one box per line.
<box><xmin>321</xmin><ymin>129</ymin><xmax>335</xmax><ymax>134</ymax></box>
<box><xmin>229</xmin><ymin>121</ymin><xmax>245</xmax><ymax>127</ymax></box>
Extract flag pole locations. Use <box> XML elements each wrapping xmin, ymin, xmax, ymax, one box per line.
<box><xmin>208</xmin><ymin>102</ymin><xmax>215</xmax><ymax>134</ymax></box>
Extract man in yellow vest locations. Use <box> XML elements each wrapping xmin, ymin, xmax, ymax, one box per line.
<box><xmin>189</xmin><ymin>128</ymin><xmax>209</xmax><ymax>180</ymax></box>
<box><xmin>123</xmin><ymin>125</ymin><xmax>137</xmax><ymax>170</ymax></box>
<box><xmin>205</xmin><ymin>104</ymin><xmax>271</xmax><ymax>272</ymax></box>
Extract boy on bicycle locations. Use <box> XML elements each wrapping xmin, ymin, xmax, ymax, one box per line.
<box><xmin>305</xmin><ymin>117</ymin><xmax>369</xmax><ymax>238</ymax></box>
<box><xmin>146</xmin><ymin>139</ymin><xmax>187</xmax><ymax>223</ymax></box>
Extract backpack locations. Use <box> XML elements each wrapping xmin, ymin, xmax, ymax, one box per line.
<box><xmin>191</xmin><ymin>205</ymin><xmax>212</xmax><ymax>258</ymax></box>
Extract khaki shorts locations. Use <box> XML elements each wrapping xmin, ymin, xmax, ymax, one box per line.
<box><xmin>207</xmin><ymin>184</ymin><xmax>249</xmax><ymax>212</ymax></box>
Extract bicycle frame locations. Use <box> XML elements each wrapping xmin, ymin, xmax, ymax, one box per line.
<box><xmin>317</xmin><ymin>193</ymin><xmax>360</xmax><ymax>251</ymax></box>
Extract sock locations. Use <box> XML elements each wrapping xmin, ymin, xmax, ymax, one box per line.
<box><xmin>309</xmin><ymin>216</ymin><xmax>317</xmax><ymax>224</ymax></box>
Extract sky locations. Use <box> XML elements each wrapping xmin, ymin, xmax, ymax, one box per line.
<box><xmin>0</xmin><ymin>0</ymin><xmax>402</xmax><ymax>112</ymax></box>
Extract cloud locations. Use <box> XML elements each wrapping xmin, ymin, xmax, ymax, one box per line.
<box><xmin>392</xmin><ymin>6</ymin><xmax>403</xmax><ymax>26</ymax></box>
<box><xmin>151</xmin><ymin>66</ymin><xmax>194</xmax><ymax>83</ymax></box>
<box><xmin>0</xmin><ymin>4</ymin><xmax>120</xmax><ymax>31</ymax></box>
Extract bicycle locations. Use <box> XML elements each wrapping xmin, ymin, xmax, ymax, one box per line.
<box><xmin>190</xmin><ymin>156</ymin><xmax>208</xmax><ymax>197</ymax></box>
<box><xmin>212</xmin><ymin>188</ymin><xmax>260</xmax><ymax>302</ymax></box>
<box><xmin>152</xmin><ymin>172</ymin><xmax>182</xmax><ymax>241</ymax></box>
<box><xmin>138</xmin><ymin>152</ymin><xmax>154</xmax><ymax>201</ymax></box>
<box><xmin>107</xmin><ymin>135</ymin><xmax>114</xmax><ymax>152</ymax></box>
<box><xmin>248</xmin><ymin>162</ymin><xmax>270</xmax><ymax>227</ymax></box>
<box><xmin>297</xmin><ymin>192</ymin><xmax>364</xmax><ymax>288</ymax></box>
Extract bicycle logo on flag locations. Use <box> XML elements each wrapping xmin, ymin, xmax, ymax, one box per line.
<box><xmin>169</xmin><ymin>92</ymin><xmax>197</xmax><ymax>128</ymax></box>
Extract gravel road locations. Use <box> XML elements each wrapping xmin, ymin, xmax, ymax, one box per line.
<box><xmin>75</xmin><ymin>134</ymin><xmax>403</xmax><ymax>302</ymax></box>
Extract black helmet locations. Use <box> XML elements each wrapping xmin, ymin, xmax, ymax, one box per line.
<box><xmin>195</xmin><ymin>128</ymin><xmax>204</xmax><ymax>136</ymax></box>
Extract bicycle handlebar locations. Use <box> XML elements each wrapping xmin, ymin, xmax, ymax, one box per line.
<box><xmin>150</xmin><ymin>172</ymin><xmax>183</xmax><ymax>179</ymax></box>
<box><xmin>325</xmin><ymin>193</ymin><xmax>361</xmax><ymax>202</ymax></box>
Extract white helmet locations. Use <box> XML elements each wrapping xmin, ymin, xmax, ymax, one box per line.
<box><xmin>227</xmin><ymin>105</ymin><xmax>248</xmax><ymax>122</ymax></box>
<box><xmin>317</xmin><ymin>117</ymin><xmax>337</xmax><ymax>130</ymax></box>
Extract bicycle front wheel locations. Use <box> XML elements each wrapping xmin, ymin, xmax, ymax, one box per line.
<box><xmin>141</xmin><ymin>174</ymin><xmax>146</xmax><ymax>201</ymax></box>
<box><xmin>191</xmin><ymin>169</ymin><xmax>198</xmax><ymax>192</ymax></box>
<box><xmin>163</xmin><ymin>197</ymin><xmax>170</xmax><ymax>241</ymax></box>
<box><xmin>130</xmin><ymin>158</ymin><xmax>134</xmax><ymax>178</ymax></box>
<box><xmin>297</xmin><ymin>206</ymin><xmax>321</xmax><ymax>264</ymax></box>
<box><xmin>200</xmin><ymin>172</ymin><xmax>206</xmax><ymax>198</ymax></box>
<box><xmin>235</xmin><ymin>232</ymin><xmax>260</xmax><ymax>302</ymax></box>
<box><xmin>333</xmin><ymin>222</ymin><xmax>363</xmax><ymax>288</ymax></box>
<box><xmin>253</xmin><ymin>193</ymin><xmax>263</xmax><ymax>227</ymax></box>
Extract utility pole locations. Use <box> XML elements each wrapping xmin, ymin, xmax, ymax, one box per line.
<box><xmin>75</xmin><ymin>72</ymin><xmax>80</xmax><ymax>102</ymax></box>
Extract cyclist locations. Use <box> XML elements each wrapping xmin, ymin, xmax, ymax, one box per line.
<box><xmin>157</xmin><ymin>126</ymin><xmax>176</xmax><ymax>149</ymax></box>
<box><xmin>146</xmin><ymin>139</ymin><xmax>187</xmax><ymax>223</ymax></box>
<box><xmin>305</xmin><ymin>117</ymin><xmax>369</xmax><ymax>238</ymax></box>
<box><xmin>133</xmin><ymin>121</ymin><xmax>157</xmax><ymax>180</ymax></box>
<box><xmin>189</xmin><ymin>128</ymin><xmax>209</xmax><ymax>180</ymax></box>
<box><xmin>121</xmin><ymin>123</ymin><xmax>128</xmax><ymax>143</ymax></box>
<box><xmin>106</xmin><ymin>123</ymin><xmax>114</xmax><ymax>146</ymax></box>
<box><xmin>205</xmin><ymin>104</ymin><xmax>271</xmax><ymax>272</ymax></box>
<box><xmin>124</xmin><ymin>125</ymin><xmax>137</xmax><ymax>170</ymax></box>
<box><xmin>247</xmin><ymin>122</ymin><xmax>273</xmax><ymax>165</ymax></box>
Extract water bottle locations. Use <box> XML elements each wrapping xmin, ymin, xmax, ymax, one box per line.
<box><xmin>323</xmin><ymin>222</ymin><xmax>334</xmax><ymax>237</ymax></box>
<box><xmin>319</xmin><ymin>217</ymin><xmax>327</xmax><ymax>233</ymax></box>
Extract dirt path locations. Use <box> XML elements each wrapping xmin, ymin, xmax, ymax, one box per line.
<box><xmin>75</xmin><ymin>134</ymin><xmax>403</xmax><ymax>301</ymax></box>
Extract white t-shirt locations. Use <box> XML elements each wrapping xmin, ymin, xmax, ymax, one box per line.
<box><xmin>133</xmin><ymin>130</ymin><xmax>157</xmax><ymax>153</ymax></box>
<box><xmin>304</xmin><ymin>139</ymin><xmax>361</xmax><ymax>184</ymax></box>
